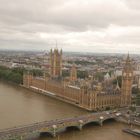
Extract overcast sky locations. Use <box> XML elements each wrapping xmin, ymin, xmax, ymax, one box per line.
<box><xmin>0</xmin><ymin>0</ymin><xmax>140</xmax><ymax>53</ymax></box>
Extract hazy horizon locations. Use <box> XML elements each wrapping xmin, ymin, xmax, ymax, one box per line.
<box><xmin>0</xmin><ymin>48</ymin><xmax>139</xmax><ymax>56</ymax></box>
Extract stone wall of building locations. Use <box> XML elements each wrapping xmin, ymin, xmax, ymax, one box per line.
<box><xmin>23</xmin><ymin>74</ymin><xmax>123</xmax><ymax>111</ymax></box>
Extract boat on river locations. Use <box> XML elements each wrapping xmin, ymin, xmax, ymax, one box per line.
<box><xmin>122</xmin><ymin>128</ymin><xmax>140</xmax><ymax>137</ymax></box>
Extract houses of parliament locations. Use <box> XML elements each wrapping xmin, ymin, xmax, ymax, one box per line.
<box><xmin>23</xmin><ymin>49</ymin><xmax>133</xmax><ymax>111</ymax></box>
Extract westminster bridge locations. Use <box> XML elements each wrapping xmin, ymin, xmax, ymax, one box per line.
<box><xmin>0</xmin><ymin>111</ymin><xmax>121</xmax><ymax>140</ymax></box>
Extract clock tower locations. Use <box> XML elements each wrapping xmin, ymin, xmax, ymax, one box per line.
<box><xmin>121</xmin><ymin>54</ymin><xmax>133</xmax><ymax>106</ymax></box>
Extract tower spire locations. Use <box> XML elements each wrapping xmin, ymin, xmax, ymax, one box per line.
<box><xmin>124</xmin><ymin>53</ymin><xmax>132</xmax><ymax>72</ymax></box>
<box><xmin>116</xmin><ymin>79</ymin><xmax>120</xmax><ymax>90</ymax></box>
<box><xmin>126</xmin><ymin>52</ymin><xmax>130</xmax><ymax>61</ymax></box>
<box><xmin>70</xmin><ymin>62</ymin><xmax>77</xmax><ymax>81</ymax></box>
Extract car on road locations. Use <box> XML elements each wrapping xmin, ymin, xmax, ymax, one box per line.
<box><xmin>113</xmin><ymin>110</ymin><xmax>117</xmax><ymax>113</ymax></box>
<box><xmin>135</xmin><ymin>113</ymin><xmax>140</xmax><ymax>117</ymax></box>
<box><xmin>116</xmin><ymin>112</ymin><xmax>121</xmax><ymax>116</ymax></box>
<box><xmin>106</xmin><ymin>111</ymin><xmax>110</xmax><ymax>115</ymax></box>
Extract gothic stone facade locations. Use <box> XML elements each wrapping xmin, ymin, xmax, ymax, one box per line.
<box><xmin>23</xmin><ymin>51</ymin><xmax>133</xmax><ymax>111</ymax></box>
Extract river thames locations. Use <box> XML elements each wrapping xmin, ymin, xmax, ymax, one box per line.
<box><xmin>0</xmin><ymin>81</ymin><xmax>139</xmax><ymax>140</ymax></box>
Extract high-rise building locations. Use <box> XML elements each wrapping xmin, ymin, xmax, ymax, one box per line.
<box><xmin>50</xmin><ymin>48</ymin><xmax>62</xmax><ymax>78</ymax></box>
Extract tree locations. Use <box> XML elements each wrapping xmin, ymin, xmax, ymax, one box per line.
<box><xmin>62</xmin><ymin>70</ymin><xmax>69</xmax><ymax>77</ymax></box>
<box><xmin>95</xmin><ymin>72</ymin><xmax>104</xmax><ymax>82</ymax></box>
<box><xmin>31</xmin><ymin>69</ymin><xmax>43</xmax><ymax>77</ymax></box>
<box><xmin>136</xmin><ymin>93</ymin><xmax>140</xmax><ymax>106</ymax></box>
<box><xmin>77</xmin><ymin>70</ymin><xmax>88</xmax><ymax>79</ymax></box>
<box><xmin>0</xmin><ymin>66</ymin><xmax>23</xmax><ymax>84</ymax></box>
<box><xmin>132</xmin><ymin>87</ymin><xmax>140</xmax><ymax>95</ymax></box>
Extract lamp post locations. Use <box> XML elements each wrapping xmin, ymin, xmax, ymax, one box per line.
<box><xmin>99</xmin><ymin>116</ymin><xmax>104</xmax><ymax>126</ymax></box>
<box><xmin>79</xmin><ymin>120</ymin><xmax>83</xmax><ymax>130</ymax></box>
<box><xmin>52</xmin><ymin>125</ymin><xmax>57</xmax><ymax>137</ymax></box>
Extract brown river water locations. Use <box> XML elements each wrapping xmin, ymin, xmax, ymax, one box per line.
<box><xmin>0</xmin><ymin>81</ymin><xmax>139</xmax><ymax>140</ymax></box>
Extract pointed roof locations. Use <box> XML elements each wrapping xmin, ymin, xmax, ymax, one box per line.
<box><xmin>123</xmin><ymin>53</ymin><xmax>133</xmax><ymax>72</ymax></box>
<box><xmin>115</xmin><ymin>80</ymin><xmax>120</xmax><ymax>90</ymax></box>
<box><xmin>126</xmin><ymin>53</ymin><xmax>130</xmax><ymax>62</ymax></box>
<box><xmin>104</xmin><ymin>72</ymin><xmax>110</xmax><ymax>80</ymax></box>
<box><xmin>72</xmin><ymin>63</ymin><xmax>76</xmax><ymax>68</ymax></box>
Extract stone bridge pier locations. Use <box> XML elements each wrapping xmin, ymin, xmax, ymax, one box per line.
<box><xmin>40</xmin><ymin>116</ymin><xmax>116</xmax><ymax>138</ymax></box>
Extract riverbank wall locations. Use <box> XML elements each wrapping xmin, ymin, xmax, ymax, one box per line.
<box><xmin>20</xmin><ymin>85</ymin><xmax>91</xmax><ymax>112</ymax></box>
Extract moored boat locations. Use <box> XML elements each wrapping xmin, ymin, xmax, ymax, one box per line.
<box><xmin>122</xmin><ymin>128</ymin><xmax>140</xmax><ymax>137</ymax></box>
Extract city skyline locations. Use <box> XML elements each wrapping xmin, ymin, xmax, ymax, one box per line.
<box><xmin>0</xmin><ymin>0</ymin><xmax>140</xmax><ymax>53</ymax></box>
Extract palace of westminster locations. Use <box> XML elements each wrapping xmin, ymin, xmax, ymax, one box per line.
<box><xmin>23</xmin><ymin>49</ymin><xmax>133</xmax><ymax>111</ymax></box>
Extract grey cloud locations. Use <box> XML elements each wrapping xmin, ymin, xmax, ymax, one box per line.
<box><xmin>0</xmin><ymin>0</ymin><xmax>140</xmax><ymax>31</ymax></box>
<box><xmin>124</xmin><ymin>0</ymin><xmax>140</xmax><ymax>10</ymax></box>
<box><xmin>0</xmin><ymin>0</ymin><xmax>140</xmax><ymax>53</ymax></box>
